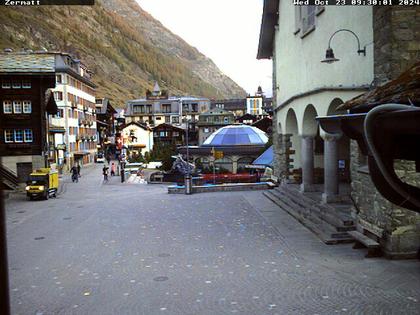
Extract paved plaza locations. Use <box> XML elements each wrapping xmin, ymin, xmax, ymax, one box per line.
<box><xmin>5</xmin><ymin>165</ymin><xmax>420</xmax><ymax>315</ymax></box>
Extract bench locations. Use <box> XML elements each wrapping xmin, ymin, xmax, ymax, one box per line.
<box><xmin>348</xmin><ymin>230</ymin><xmax>382</xmax><ymax>258</ymax></box>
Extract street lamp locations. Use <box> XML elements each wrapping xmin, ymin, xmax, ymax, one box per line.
<box><xmin>180</xmin><ymin>98</ymin><xmax>192</xmax><ymax>194</ymax></box>
<box><xmin>321</xmin><ymin>29</ymin><xmax>366</xmax><ymax>64</ymax></box>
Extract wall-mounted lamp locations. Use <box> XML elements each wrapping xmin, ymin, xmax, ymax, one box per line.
<box><xmin>321</xmin><ymin>29</ymin><xmax>366</xmax><ymax>64</ymax></box>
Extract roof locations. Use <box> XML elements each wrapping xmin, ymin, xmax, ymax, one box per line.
<box><xmin>120</xmin><ymin>121</ymin><xmax>151</xmax><ymax>131</ymax></box>
<box><xmin>0</xmin><ymin>51</ymin><xmax>96</xmax><ymax>88</ymax></box>
<box><xmin>96</xmin><ymin>98</ymin><xmax>117</xmax><ymax>115</ymax></box>
<box><xmin>253</xmin><ymin>145</ymin><xmax>273</xmax><ymax>167</ymax></box>
<box><xmin>339</xmin><ymin>61</ymin><xmax>420</xmax><ymax>111</ymax></box>
<box><xmin>202</xmin><ymin>125</ymin><xmax>268</xmax><ymax>147</ymax></box>
<box><xmin>0</xmin><ymin>53</ymin><xmax>55</xmax><ymax>73</ymax></box>
<box><xmin>257</xmin><ymin>0</ymin><xmax>279</xmax><ymax>59</ymax></box>
<box><xmin>152</xmin><ymin>123</ymin><xmax>185</xmax><ymax>132</ymax></box>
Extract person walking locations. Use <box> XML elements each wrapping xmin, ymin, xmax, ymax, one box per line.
<box><xmin>103</xmin><ymin>165</ymin><xmax>109</xmax><ymax>183</ymax></box>
<box><xmin>70</xmin><ymin>165</ymin><xmax>79</xmax><ymax>183</ymax></box>
<box><xmin>110</xmin><ymin>162</ymin><xmax>116</xmax><ymax>176</ymax></box>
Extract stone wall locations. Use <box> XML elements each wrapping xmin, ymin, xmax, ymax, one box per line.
<box><xmin>373</xmin><ymin>7</ymin><xmax>420</xmax><ymax>84</ymax></box>
<box><xmin>351</xmin><ymin>6</ymin><xmax>420</xmax><ymax>258</ymax></box>
<box><xmin>271</xmin><ymin>128</ymin><xmax>291</xmax><ymax>183</ymax></box>
<box><xmin>351</xmin><ymin>141</ymin><xmax>420</xmax><ymax>258</ymax></box>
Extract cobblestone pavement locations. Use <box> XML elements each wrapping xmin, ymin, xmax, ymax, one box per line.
<box><xmin>5</xmin><ymin>165</ymin><xmax>420</xmax><ymax>315</ymax></box>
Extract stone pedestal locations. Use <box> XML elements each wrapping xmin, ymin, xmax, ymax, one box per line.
<box><xmin>322</xmin><ymin>134</ymin><xmax>340</xmax><ymax>203</ymax></box>
<box><xmin>300</xmin><ymin>136</ymin><xmax>316</xmax><ymax>192</ymax></box>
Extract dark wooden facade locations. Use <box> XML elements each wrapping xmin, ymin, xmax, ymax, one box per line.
<box><xmin>152</xmin><ymin>123</ymin><xmax>185</xmax><ymax>147</ymax></box>
<box><xmin>0</xmin><ymin>74</ymin><xmax>56</xmax><ymax>157</ymax></box>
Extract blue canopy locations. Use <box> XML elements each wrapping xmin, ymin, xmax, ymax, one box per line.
<box><xmin>202</xmin><ymin>125</ymin><xmax>268</xmax><ymax>146</ymax></box>
<box><xmin>252</xmin><ymin>145</ymin><xmax>273</xmax><ymax>167</ymax></box>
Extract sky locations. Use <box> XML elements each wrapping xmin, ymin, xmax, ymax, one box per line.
<box><xmin>136</xmin><ymin>0</ymin><xmax>272</xmax><ymax>97</ymax></box>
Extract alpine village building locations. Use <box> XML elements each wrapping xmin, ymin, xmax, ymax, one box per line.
<box><xmin>258</xmin><ymin>1</ymin><xmax>420</xmax><ymax>258</ymax></box>
<box><xmin>125</xmin><ymin>82</ymin><xmax>211</xmax><ymax>146</ymax></box>
<box><xmin>0</xmin><ymin>50</ymin><xmax>58</xmax><ymax>186</ymax></box>
<box><xmin>51</xmin><ymin>52</ymin><xmax>97</xmax><ymax>169</ymax></box>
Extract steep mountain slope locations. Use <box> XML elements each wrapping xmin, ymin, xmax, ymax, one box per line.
<box><xmin>0</xmin><ymin>0</ymin><xmax>246</xmax><ymax>106</ymax></box>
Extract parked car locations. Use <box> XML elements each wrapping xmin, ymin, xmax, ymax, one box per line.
<box><xmin>96</xmin><ymin>153</ymin><xmax>105</xmax><ymax>163</ymax></box>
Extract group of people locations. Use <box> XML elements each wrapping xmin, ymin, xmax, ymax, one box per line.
<box><xmin>69</xmin><ymin>159</ymin><xmax>119</xmax><ymax>184</ymax></box>
<box><xmin>102</xmin><ymin>162</ymin><xmax>117</xmax><ymax>182</ymax></box>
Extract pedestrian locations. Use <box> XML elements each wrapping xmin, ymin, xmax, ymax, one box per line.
<box><xmin>77</xmin><ymin>163</ymin><xmax>81</xmax><ymax>178</ymax></box>
<box><xmin>103</xmin><ymin>165</ymin><xmax>109</xmax><ymax>182</ymax></box>
<box><xmin>70</xmin><ymin>165</ymin><xmax>78</xmax><ymax>183</ymax></box>
<box><xmin>111</xmin><ymin>162</ymin><xmax>116</xmax><ymax>176</ymax></box>
<box><xmin>106</xmin><ymin>155</ymin><xmax>111</xmax><ymax>165</ymax></box>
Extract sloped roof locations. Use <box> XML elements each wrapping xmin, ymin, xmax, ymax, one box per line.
<box><xmin>0</xmin><ymin>53</ymin><xmax>55</xmax><ymax>73</ymax></box>
<box><xmin>339</xmin><ymin>61</ymin><xmax>420</xmax><ymax>111</ymax></box>
<box><xmin>257</xmin><ymin>0</ymin><xmax>279</xmax><ymax>59</ymax></box>
<box><xmin>120</xmin><ymin>121</ymin><xmax>150</xmax><ymax>131</ymax></box>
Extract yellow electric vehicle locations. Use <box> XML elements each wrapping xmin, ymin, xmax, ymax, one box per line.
<box><xmin>26</xmin><ymin>168</ymin><xmax>59</xmax><ymax>200</ymax></box>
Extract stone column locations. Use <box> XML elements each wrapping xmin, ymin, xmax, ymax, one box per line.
<box><xmin>232</xmin><ymin>157</ymin><xmax>238</xmax><ymax>174</ymax></box>
<box><xmin>322</xmin><ymin>133</ymin><xmax>340</xmax><ymax>203</ymax></box>
<box><xmin>300</xmin><ymin>136</ymin><xmax>316</xmax><ymax>192</ymax></box>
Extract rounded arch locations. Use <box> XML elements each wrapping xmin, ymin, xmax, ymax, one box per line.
<box><xmin>237</xmin><ymin>157</ymin><xmax>254</xmax><ymax>173</ymax></box>
<box><xmin>327</xmin><ymin>98</ymin><xmax>346</xmax><ymax>116</ymax></box>
<box><xmin>284</xmin><ymin>108</ymin><xmax>301</xmax><ymax>173</ymax></box>
<box><xmin>302</xmin><ymin>104</ymin><xmax>319</xmax><ymax>137</ymax></box>
<box><xmin>285</xmin><ymin>108</ymin><xmax>299</xmax><ymax>135</ymax></box>
<box><xmin>215</xmin><ymin>157</ymin><xmax>233</xmax><ymax>173</ymax></box>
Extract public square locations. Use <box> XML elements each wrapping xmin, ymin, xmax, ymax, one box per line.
<box><xmin>5</xmin><ymin>165</ymin><xmax>420</xmax><ymax>315</ymax></box>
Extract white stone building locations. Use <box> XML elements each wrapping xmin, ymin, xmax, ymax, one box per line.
<box><xmin>258</xmin><ymin>2</ymin><xmax>373</xmax><ymax>202</ymax></box>
<box><xmin>50</xmin><ymin>53</ymin><xmax>97</xmax><ymax>169</ymax></box>
<box><xmin>121</xmin><ymin>122</ymin><xmax>153</xmax><ymax>156</ymax></box>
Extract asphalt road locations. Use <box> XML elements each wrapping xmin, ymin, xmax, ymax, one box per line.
<box><xmin>5</xmin><ymin>165</ymin><xmax>420</xmax><ymax>315</ymax></box>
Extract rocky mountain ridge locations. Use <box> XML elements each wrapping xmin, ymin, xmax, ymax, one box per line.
<box><xmin>0</xmin><ymin>0</ymin><xmax>246</xmax><ymax>106</ymax></box>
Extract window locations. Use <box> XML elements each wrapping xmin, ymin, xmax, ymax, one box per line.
<box><xmin>156</xmin><ymin>117</ymin><xmax>162</xmax><ymax>121</ymax></box>
<box><xmin>56</xmin><ymin>75</ymin><xmax>62</xmax><ymax>84</ymax></box>
<box><xmin>165</xmin><ymin>116</ymin><xmax>170</xmax><ymax>123</ymax></box>
<box><xmin>173</xmin><ymin>131</ymin><xmax>179</xmax><ymax>137</ymax></box>
<box><xmin>12</xmin><ymin>81</ymin><xmax>21</xmax><ymax>89</ymax></box>
<box><xmin>146</xmin><ymin>105</ymin><xmax>152</xmax><ymax>114</ymax></box>
<box><xmin>301</xmin><ymin>6</ymin><xmax>316</xmax><ymax>35</ymax></box>
<box><xmin>2</xmin><ymin>81</ymin><xmax>11</xmax><ymax>89</ymax></box>
<box><xmin>204</xmin><ymin>128</ymin><xmax>209</xmax><ymax>133</ymax></box>
<box><xmin>224</xmin><ymin>117</ymin><xmax>229</xmax><ymax>124</ymax></box>
<box><xmin>162</xmin><ymin>104</ymin><xmax>171</xmax><ymax>113</ymax></box>
<box><xmin>4</xmin><ymin>130</ymin><xmax>13</xmax><ymax>143</ymax></box>
<box><xmin>172</xmin><ymin>116</ymin><xmax>179</xmax><ymax>123</ymax></box>
<box><xmin>14</xmin><ymin>130</ymin><xmax>24</xmax><ymax>142</ymax></box>
<box><xmin>23</xmin><ymin>101</ymin><xmax>32</xmax><ymax>113</ymax></box>
<box><xmin>3</xmin><ymin>101</ymin><xmax>12</xmax><ymax>114</ymax></box>
<box><xmin>54</xmin><ymin>91</ymin><xmax>63</xmax><ymax>101</ymax></box>
<box><xmin>22</xmin><ymin>80</ymin><xmax>31</xmax><ymax>89</ymax></box>
<box><xmin>13</xmin><ymin>101</ymin><xmax>22</xmax><ymax>113</ymax></box>
<box><xmin>24</xmin><ymin>129</ymin><xmax>33</xmax><ymax>142</ymax></box>
<box><xmin>159</xmin><ymin>131</ymin><xmax>167</xmax><ymax>137</ymax></box>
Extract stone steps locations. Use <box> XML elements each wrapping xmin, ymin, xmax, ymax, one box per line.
<box><xmin>263</xmin><ymin>186</ymin><xmax>355</xmax><ymax>244</ymax></box>
<box><xmin>281</xmin><ymin>186</ymin><xmax>355</xmax><ymax>230</ymax></box>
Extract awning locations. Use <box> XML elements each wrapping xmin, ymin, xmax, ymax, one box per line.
<box><xmin>73</xmin><ymin>151</ymin><xmax>90</xmax><ymax>156</ymax></box>
<box><xmin>49</xmin><ymin>126</ymin><xmax>66</xmax><ymax>133</ymax></box>
<box><xmin>252</xmin><ymin>145</ymin><xmax>273</xmax><ymax>167</ymax></box>
<box><xmin>128</xmin><ymin>143</ymin><xmax>146</xmax><ymax>148</ymax></box>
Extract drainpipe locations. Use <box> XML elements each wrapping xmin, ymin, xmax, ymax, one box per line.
<box><xmin>364</xmin><ymin>103</ymin><xmax>420</xmax><ymax>209</ymax></box>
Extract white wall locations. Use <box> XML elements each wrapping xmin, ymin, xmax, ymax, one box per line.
<box><xmin>275</xmin><ymin>4</ymin><xmax>374</xmax><ymax>106</ymax></box>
